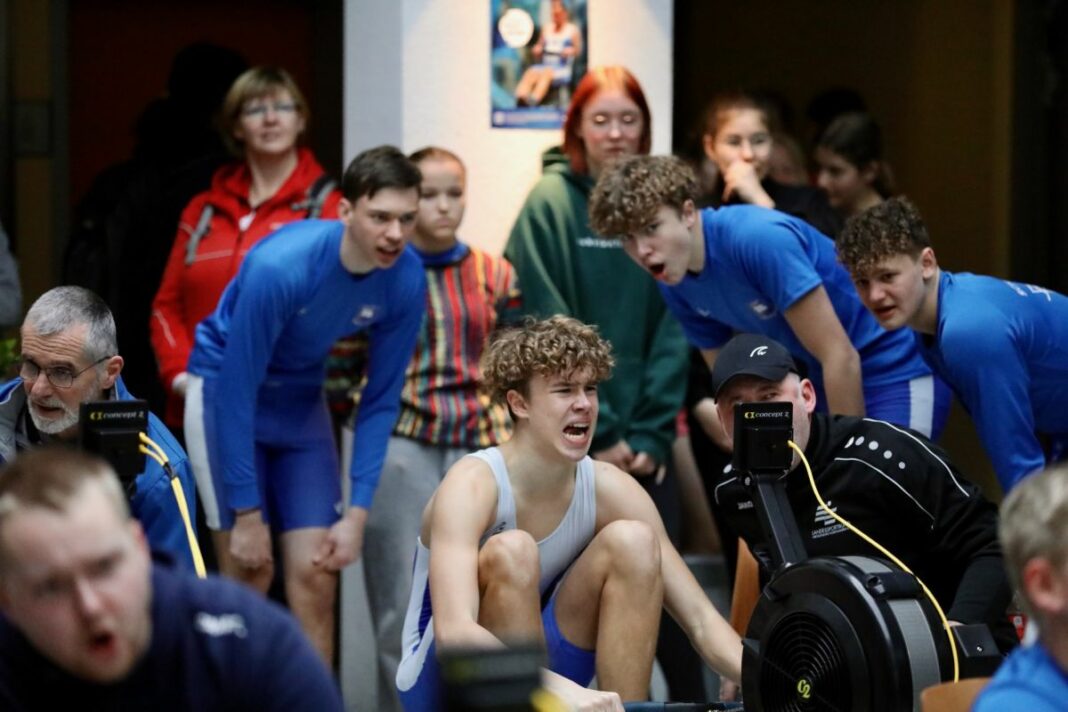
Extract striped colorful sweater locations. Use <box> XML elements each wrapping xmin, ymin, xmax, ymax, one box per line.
<box><xmin>393</xmin><ymin>242</ymin><xmax>521</xmax><ymax>447</ymax></box>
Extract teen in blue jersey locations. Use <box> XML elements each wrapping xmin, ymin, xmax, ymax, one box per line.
<box><xmin>839</xmin><ymin>196</ymin><xmax>1068</xmax><ymax>491</ymax></box>
<box><xmin>0</xmin><ymin>449</ymin><xmax>342</xmax><ymax>712</ymax></box>
<box><xmin>588</xmin><ymin>155</ymin><xmax>947</xmax><ymax>449</ymax></box>
<box><xmin>184</xmin><ymin>145</ymin><xmax>426</xmax><ymax>663</ymax></box>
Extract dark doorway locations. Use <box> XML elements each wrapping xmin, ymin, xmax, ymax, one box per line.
<box><xmin>68</xmin><ymin>0</ymin><xmax>343</xmax><ymax>208</ymax></box>
<box><xmin>62</xmin><ymin>0</ymin><xmax>343</xmax><ymax>419</ymax></box>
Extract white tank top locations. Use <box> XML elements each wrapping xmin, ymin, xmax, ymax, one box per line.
<box><xmin>470</xmin><ymin>446</ymin><xmax>597</xmax><ymax>594</ymax></box>
<box><xmin>541</xmin><ymin>22</ymin><xmax>577</xmax><ymax>81</ymax></box>
<box><xmin>398</xmin><ymin>447</ymin><xmax>597</xmax><ymax>671</ymax></box>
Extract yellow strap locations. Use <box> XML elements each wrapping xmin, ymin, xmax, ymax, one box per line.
<box><xmin>138</xmin><ymin>436</ymin><xmax>207</xmax><ymax>579</ymax></box>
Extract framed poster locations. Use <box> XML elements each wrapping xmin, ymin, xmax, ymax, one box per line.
<box><xmin>491</xmin><ymin>0</ymin><xmax>588</xmax><ymax>129</ymax></box>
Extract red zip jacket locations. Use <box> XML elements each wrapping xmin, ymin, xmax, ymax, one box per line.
<box><xmin>150</xmin><ymin>147</ymin><xmax>341</xmax><ymax>425</ymax></box>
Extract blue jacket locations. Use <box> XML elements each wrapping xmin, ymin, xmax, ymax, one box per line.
<box><xmin>0</xmin><ymin>376</ymin><xmax>197</xmax><ymax>568</ymax></box>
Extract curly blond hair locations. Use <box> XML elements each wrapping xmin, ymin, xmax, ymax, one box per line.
<box><xmin>480</xmin><ymin>316</ymin><xmax>614</xmax><ymax>405</ymax></box>
<box><xmin>589</xmin><ymin>155</ymin><xmax>699</xmax><ymax>238</ymax></box>
<box><xmin>838</xmin><ymin>196</ymin><xmax>930</xmax><ymax>276</ymax></box>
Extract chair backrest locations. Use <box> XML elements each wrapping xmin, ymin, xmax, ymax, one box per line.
<box><xmin>920</xmin><ymin>677</ymin><xmax>991</xmax><ymax>712</ymax></box>
<box><xmin>730</xmin><ymin>540</ymin><xmax>760</xmax><ymax>636</ymax></box>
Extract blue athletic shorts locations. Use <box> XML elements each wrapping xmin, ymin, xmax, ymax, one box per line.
<box><xmin>187</xmin><ymin>376</ymin><xmax>341</xmax><ymax>531</ymax></box>
<box><xmin>542</xmin><ymin>585</ymin><xmax>597</xmax><ymax>685</ymax></box>
<box><xmin>397</xmin><ymin>585</ymin><xmax>595</xmax><ymax>711</ymax></box>
<box><xmin>863</xmin><ymin>374</ymin><xmax>953</xmax><ymax>441</ymax></box>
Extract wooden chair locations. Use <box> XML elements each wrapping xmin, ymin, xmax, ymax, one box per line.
<box><xmin>729</xmin><ymin>540</ymin><xmax>760</xmax><ymax>636</ymax></box>
<box><xmin>920</xmin><ymin>677</ymin><xmax>991</xmax><ymax>712</ymax></box>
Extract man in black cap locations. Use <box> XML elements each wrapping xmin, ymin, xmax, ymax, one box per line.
<box><xmin>710</xmin><ymin>333</ymin><xmax>1016</xmax><ymax>652</ymax></box>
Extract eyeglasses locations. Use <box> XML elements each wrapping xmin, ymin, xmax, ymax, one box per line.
<box><xmin>241</xmin><ymin>102</ymin><xmax>298</xmax><ymax>119</ymax></box>
<box><xmin>19</xmin><ymin>355</ymin><xmax>111</xmax><ymax>389</ymax></box>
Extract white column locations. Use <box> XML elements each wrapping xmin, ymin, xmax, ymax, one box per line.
<box><xmin>344</xmin><ymin>0</ymin><xmax>405</xmax><ymax>148</ymax></box>
<box><xmin>344</xmin><ymin>0</ymin><xmax>673</xmax><ymax>255</ymax></box>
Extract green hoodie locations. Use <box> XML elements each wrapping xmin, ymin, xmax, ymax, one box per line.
<box><xmin>504</xmin><ymin>148</ymin><xmax>687</xmax><ymax>464</ymax></box>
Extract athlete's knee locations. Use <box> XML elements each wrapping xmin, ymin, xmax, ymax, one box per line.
<box><xmin>596</xmin><ymin>519</ymin><xmax>661</xmax><ymax>582</ymax></box>
<box><xmin>479</xmin><ymin>530</ymin><xmax>540</xmax><ymax>591</ymax></box>
<box><xmin>227</xmin><ymin>560</ymin><xmax>274</xmax><ymax>594</ymax></box>
<box><xmin>286</xmin><ymin>556</ymin><xmax>338</xmax><ymax>606</ymax></box>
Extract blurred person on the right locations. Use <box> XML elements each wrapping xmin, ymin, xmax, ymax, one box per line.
<box><xmin>973</xmin><ymin>464</ymin><xmax>1068</xmax><ymax>710</ymax></box>
<box><xmin>838</xmin><ymin>196</ymin><xmax>1068</xmax><ymax>492</ymax></box>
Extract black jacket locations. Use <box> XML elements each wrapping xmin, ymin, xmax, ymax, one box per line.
<box><xmin>714</xmin><ymin>413</ymin><xmax>1015</xmax><ymax>651</ymax></box>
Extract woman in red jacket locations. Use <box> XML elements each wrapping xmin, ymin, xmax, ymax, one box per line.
<box><xmin>151</xmin><ymin>67</ymin><xmax>340</xmax><ymax>427</ymax></box>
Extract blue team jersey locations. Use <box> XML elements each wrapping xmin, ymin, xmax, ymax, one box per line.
<box><xmin>973</xmin><ymin>642</ymin><xmax>1068</xmax><ymax>712</ymax></box>
<box><xmin>916</xmin><ymin>271</ymin><xmax>1068</xmax><ymax>491</ymax></box>
<box><xmin>661</xmin><ymin>206</ymin><xmax>929</xmax><ymax>400</ymax></box>
<box><xmin>188</xmin><ymin>220</ymin><xmax>426</xmax><ymax>509</ymax></box>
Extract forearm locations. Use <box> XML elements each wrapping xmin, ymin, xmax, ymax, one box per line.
<box><xmin>973</xmin><ymin>404</ymin><xmax>1045</xmax><ymax>492</ymax></box>
<box><xmin>348</xmin><ymin>329</ymin><xmax>415</xmax><ymax>506</ymax></box>
<box><xmin>213</xmin><ymin>368</ymin><xmax>262</xmax><ymax>509</ymax></box>
<box><xmin>348</xmin><ymin>400</ymin><xmax>402</xmax><ymax>507</ymax></box>
<box><xmin>686</xmin><ymin>608</ymin><xmax>744</xmax><ymax>683</ymax></box>
<box><xmin>821</xmin><ymin>349</ymin><xmax>864</xmax><ymax>416</ymax></box>
<box><xmin>750</xmin><ymin>189</ymin><xmax>775</xmax><ymax>208</ymax></box>
<box><xmin>433</xmin><ymin>617</ymin><xmax>507</xmax><ymax>652</ymax></box>
<box><xmin>947</xmin><ymin>554</ymin><xmax>1013</xmax><ymax>625</ymax></box>
<box><xmin>693</xmin><ymin>397</ymin><xmax>731</xmax><ymax>451</ymax></box>
<box><xmin>150</xmin><ymin>302</ymin><xmax>193</xmax><ymax>388</ymax></box>
<box><xmin>663</xmin><ymin>547</ymin><xmax>744</xmax><ymax>682</ymax></box>
<box><xmin>351</xmin><ymin>290</ymin><xmax>424</xmax><ymax>506</ymax></box>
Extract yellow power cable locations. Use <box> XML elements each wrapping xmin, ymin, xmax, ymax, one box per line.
<box><xmin>529</xmin><ymin>689</ymin><xmax>568</xmax><ymax>712</ymax></box>
<box><xmin>139</xmin><ymin>432</ymin><xmax>207</xmax><ymax>579</ymax></box>
<box><xmin>788</xmin><ymin>439</ymin><xmax>960</xmax><ymax>682</ymax></box>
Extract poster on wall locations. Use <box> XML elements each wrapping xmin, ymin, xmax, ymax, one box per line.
<box><xmin>491</xmin><ymin>0</ymin><xmax>588</xmax><ymax>129</ymax></box>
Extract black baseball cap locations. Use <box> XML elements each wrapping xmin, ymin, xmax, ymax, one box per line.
<box><xmin>711</xmin><ymin>334</ymin><xmax>799</xmax><ymax>399</ymax></box>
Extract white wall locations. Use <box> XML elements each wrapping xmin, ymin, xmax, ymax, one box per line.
<box><xmin>344</xmin><ymin>0</ymin><xmax>673</xmax><ymax>255</ymax></box>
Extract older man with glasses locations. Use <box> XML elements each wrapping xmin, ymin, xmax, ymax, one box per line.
<box><xmin>0</xmin><ymin>286</ymin><xmax>196</xmax><ymax>567</ymax></box>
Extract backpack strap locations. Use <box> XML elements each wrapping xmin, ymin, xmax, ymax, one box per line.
<box><xmin>291</xmin><ymin>175</ymin><xmax>337</xmax><ymax>219</ymax></box>
<box><xmin>184</xmin><ymin>205</ymin><xmax>215</xmax><ymax>266</ymax></box>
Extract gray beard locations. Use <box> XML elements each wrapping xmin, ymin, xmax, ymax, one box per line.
<box><xmin>27</xmin><ymin>398</ymin><xmax>81</xmax><ymax>435</ymax></box>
